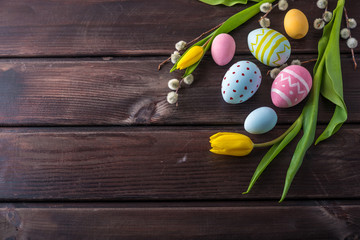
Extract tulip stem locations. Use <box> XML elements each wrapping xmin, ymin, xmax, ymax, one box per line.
<box><xmin>202</xmin><ymin>36</ymin><xmax>213</xmax><ymax>48</ymax></box>
<box><xmin>253</xmin><ymin>117</ymin><xmax>301</xmax><ymax>148</ymax></box>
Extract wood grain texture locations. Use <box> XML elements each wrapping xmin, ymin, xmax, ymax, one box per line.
<box><xmin>0</xmin><ymin>125</ymin><xmax>358</xmax><ymax>201</ymax></box>
<box><xmin>0</xmin><ymin>0</ymin><xmax>358</xmax><ymax>57</ymax></box>
<box><xmin>0</xmin><ymin>0</ymin><xmax>358</xmax><ymax>239</ymax></box>
<box><xmin>0</xmin><ymin>201</ymin><xmax>359</xmax><ymax>240</ymax></box>
<box><xmin>0</xmin><ymin>54</ymin><xmax>358</xmax><ymax>126</ymax></box>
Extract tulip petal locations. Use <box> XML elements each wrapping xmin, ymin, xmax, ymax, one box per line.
<box><xmin>176</xmin><ymin>46</ymin><xmax>204</xmax><ymax>70</ymax></box>
<box><xmin>209</xmin><ymin>132</ymin><xmax>254</xmax><ymax>156</ymax></box>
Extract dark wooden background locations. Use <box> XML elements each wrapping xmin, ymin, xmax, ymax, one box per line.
<box><xmin>0</xmin><ymin>0</ymin><xmax>359</xmax><ymax>239</ymax></box>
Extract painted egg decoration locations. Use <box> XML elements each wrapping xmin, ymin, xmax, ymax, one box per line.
<box><xmin>247</xmin><ymin>28</ymin><xmax>291</xmax><ymax>67</ymax></box>
<box><xmin>211</xmin><ymin>33</ymin><xmax>236</xmax><ymax>66</ymax></box>
<box><xmin>284</xmin><ymin>9</ymin><xmax>309</xmax><ymax>39</ymax></box>
<box><xmin>221</xmin><ymin>61</ymin><xmax>262</xmax><ymax>104</ymax></box>
<box><xmin>271</xmin><ymin>65</ymin><xmax>313</xmax><ymax>108</ymax></box>
<box><xmin>244</xmin><ymin>107</ymin><xmax>278</xmax><ymax>134</ymax></box>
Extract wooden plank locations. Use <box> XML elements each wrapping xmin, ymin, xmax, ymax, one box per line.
<box><xmin>0</xmin><ymin>55</ymin><xmax>358</xmax><ymax>125</ymax></box>
<box><xmin>0</xmin><ymin>0</ymin><xmax>358</xmax><ymax>57</ymax></box>
<box><xmin>0</xmin><ymin>201</ymin><xmax>359</xmax><ymax>239</ymax></box>
<box><xmin>0</xmin><ymin>125</ymin><xmax>358</xmax><ymax>201</ymax></box>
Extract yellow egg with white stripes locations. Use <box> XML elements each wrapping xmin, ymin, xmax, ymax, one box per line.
<box><xmin>247</xmin><ymin>28</ymin><xmax>291</xmax><ymax>67</ymax></box>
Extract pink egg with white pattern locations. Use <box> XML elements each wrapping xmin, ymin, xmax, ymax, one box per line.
<box><xmin>271</xmin><ymin>65</ymin><xmax>312</xmax><ymax>108</ymax></box>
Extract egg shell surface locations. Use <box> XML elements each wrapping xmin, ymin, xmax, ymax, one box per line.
<box><xmin>211</xmin><ymin>33</ymin><xmax>236</xmax><ymax>66</ymax></box>
<box><xmin>271</xmin><ymin>65</ymin><xmax>312</xmax><ymax>108</ymax></box>
<box><xmin>244</xmin><ymin>107</ymin><xmax>278</xmax><ymax>134</ymax></box>
<box><xmin>247</xmin><ymin>28</ymin><xmax>291</xmax><ymax>67</ymax></box>
<box><xmin>284</xmin><ymin>9</ymin><xmax>309</xmax><ymax>39</ymax></box>
<box><xmin>221</xmin><ymin>61</ymin><xmax>262</xmax><ymax>104</ymax></box>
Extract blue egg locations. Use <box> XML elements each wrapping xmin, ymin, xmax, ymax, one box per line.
<box><xmin>244</xmin><ymin>107</ymin><xmax>277</xmax><ymax>134</ymax></box>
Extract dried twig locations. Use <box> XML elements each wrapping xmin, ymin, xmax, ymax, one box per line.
<box><xmin>266</xmin><ymin>58</ymin><xmax>318</xmax><ymax>75</ymax></box>
<box><xmin>175</xmin><ymin>79</ymin><xmax>184</xmax><ymax>94</ymax></box>
<box><xmin>186</xmin><ymin>22</ymin><xmax>223</xmax><ymax>47</ymax></box>
<box><xmin>301</xmin><ymin>58</ymin><xmax>318</xmax><ymax>64</ymax></box>
<box><xmin>259</xmin><ymin>3</ymin><xmax>278</xmax><ymax>22</ymax></box>
<box><xmin>344</xmin><ymin>7</ymin><xmax>357</xmax><ymax>70</ymax></box>
<box><xmin>158</xmin><ymin>57</ymin><xmax>171</xmax><ymax>71</ymax></box>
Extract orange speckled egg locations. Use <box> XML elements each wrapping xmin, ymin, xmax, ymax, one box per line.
<box><xmin>284</xmin><ymin>9</ymin><xmax>309</xmax><ymax>39</ymax></box>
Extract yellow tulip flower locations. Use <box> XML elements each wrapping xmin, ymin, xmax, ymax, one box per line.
<box><xmin>209</xmin><ymin>132</ymin><xmax>254</xmax><ymax>156</ymax></box>
<box><xmin>176</xmin><ymin>46</ymin><xmax>204</xmax><ymax>70</ymax></box>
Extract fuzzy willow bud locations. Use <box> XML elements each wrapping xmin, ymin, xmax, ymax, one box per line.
<box><xmin>316</xmin><ymin>0</ymin><xmax>327</xmax><ymax>9</ymax></box>
<box><xmin>183</xmin><ymin>74</ymin><xmax>194</xmax><ymax>85</ymax></box>
<box><xmin>270</xmin><ymin>68</ymin><xmax>281</xmax><ymax>79</ymax></box>
<box><xmin>314</xmin><ymin>18</ymin><xmax>325</xmax><ymax>30</ymax></box>
<box><xmin>291</xmin><ymin>59</ymin><xmax>301</xmax><ymax>66</ymax></box>
<box><xmin>348</xmin><ymin>18</ymin><xmax>357</xmax><ymax>29</ymax></box>
<box><xmin>340</xmin><ymin>28</ymin><xmax>351</xmax><ymax>39</ymax></box>
<box><xmin>175</xmin><ymin>41</ymin><xmax>187</xmax><ymax>51</ymax></box>
<box><xmin>171</xmin><ymin>51</ymin><xmax>181</xmax><ymax>64</ymax></box>
<box><xmin>323</xmin><ymin>11</ymin><xmax>333</xmax><ymax>22</ymax></box>
<box><xmin>278</xmin><ymin>0</ymin><xmax>288</xmax><ymax>11</ymax></box>
<box><xmin>168</xmin><ymin>79</ymin><xmax>180</xmax><ymax>90</ymax></box>
<box><xmin>347</xmin><ymin>38</ymin><xmax>358</xmax><ymax>49</ymax></box>
<box><xmin>260</xmin><ymin>3</ymin><xmax>272</xmax><ymax>13</ymax></box>
<box><xmin>259</xmin><ymin>18</ymin><xmax>270</xmax><ymax>28</ymax></box>
<box><xmin>167</xmin><ymin>92</ymin><xmax>178</xmax><ymax>104</ymax></box>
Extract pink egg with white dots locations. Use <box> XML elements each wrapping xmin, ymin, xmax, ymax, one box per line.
<box><xmin>221</xmin><ymin>61</ymin><xmax>262</xmax><ymax>104</ymax></box>
<box><xmin>271</xmin><ymin>65</ymin><xmax>312</xmax><ymax>108</ymax></box>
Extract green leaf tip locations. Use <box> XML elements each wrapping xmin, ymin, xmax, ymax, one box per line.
<box><xmin>314</xmin><ymin>0</ymin><xmax>347</xmax><ymax>145</ymax></box>
<box><xmin>198</xmin><ymin>0</ymin><xmax>261</xmax><ymax>7</ymax></box>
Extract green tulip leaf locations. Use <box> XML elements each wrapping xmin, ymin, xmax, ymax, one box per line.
<box><xmin>280</xmin><ymin>0</ymin><xmax>345</xmax><ymax>202</ymax></box>
<box><xmin>279</xmin><ymin>59</ymin><xmax>324</xmax><ymax>202</ymax></box>
<box><xmin>243</xmin><ymin>0</ymin><xmax>346</xmax><ymax>202</ymax></box>
<box><xmin>198</xmin><ymin>0</ymin><xmax>261</xmax><ymax>6</ymax></box>
<box><xmin>243</xmin><ymin>117</ymin><xmax>303</xmax><ymax>195</ymax></box>
<box><xmin>315</xmin><ymin>1</ymin><xmax>347</xmax><ymax>144</ymax></box>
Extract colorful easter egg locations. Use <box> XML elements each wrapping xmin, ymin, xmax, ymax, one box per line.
<box><xmin>221</xmin><ymin>60</ymin><xmax>262</xmax><ymax>104</ymax></box>
<box><xmin>271</xmin><ymin>65</ymin><xmax>312</xmax><ymax>108</ymax></box>
<box><xmin>247</xmin><ymin>28</ymin><xmax>291</xmax><ymax>67</ymax></box>
<box><xmin>211</xmin><ymin>33</ymin><xmax>236</xmax><ymax>66</ymax></box>
<box><xmin>244</xmin><ymin>107</ymin><xmax>278</xmax><ymax>134</ymax></box>
<box><xmin>284</xmin><ymin>9</ymin><xmax>309</xmax><ymax>39</ymax></box>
